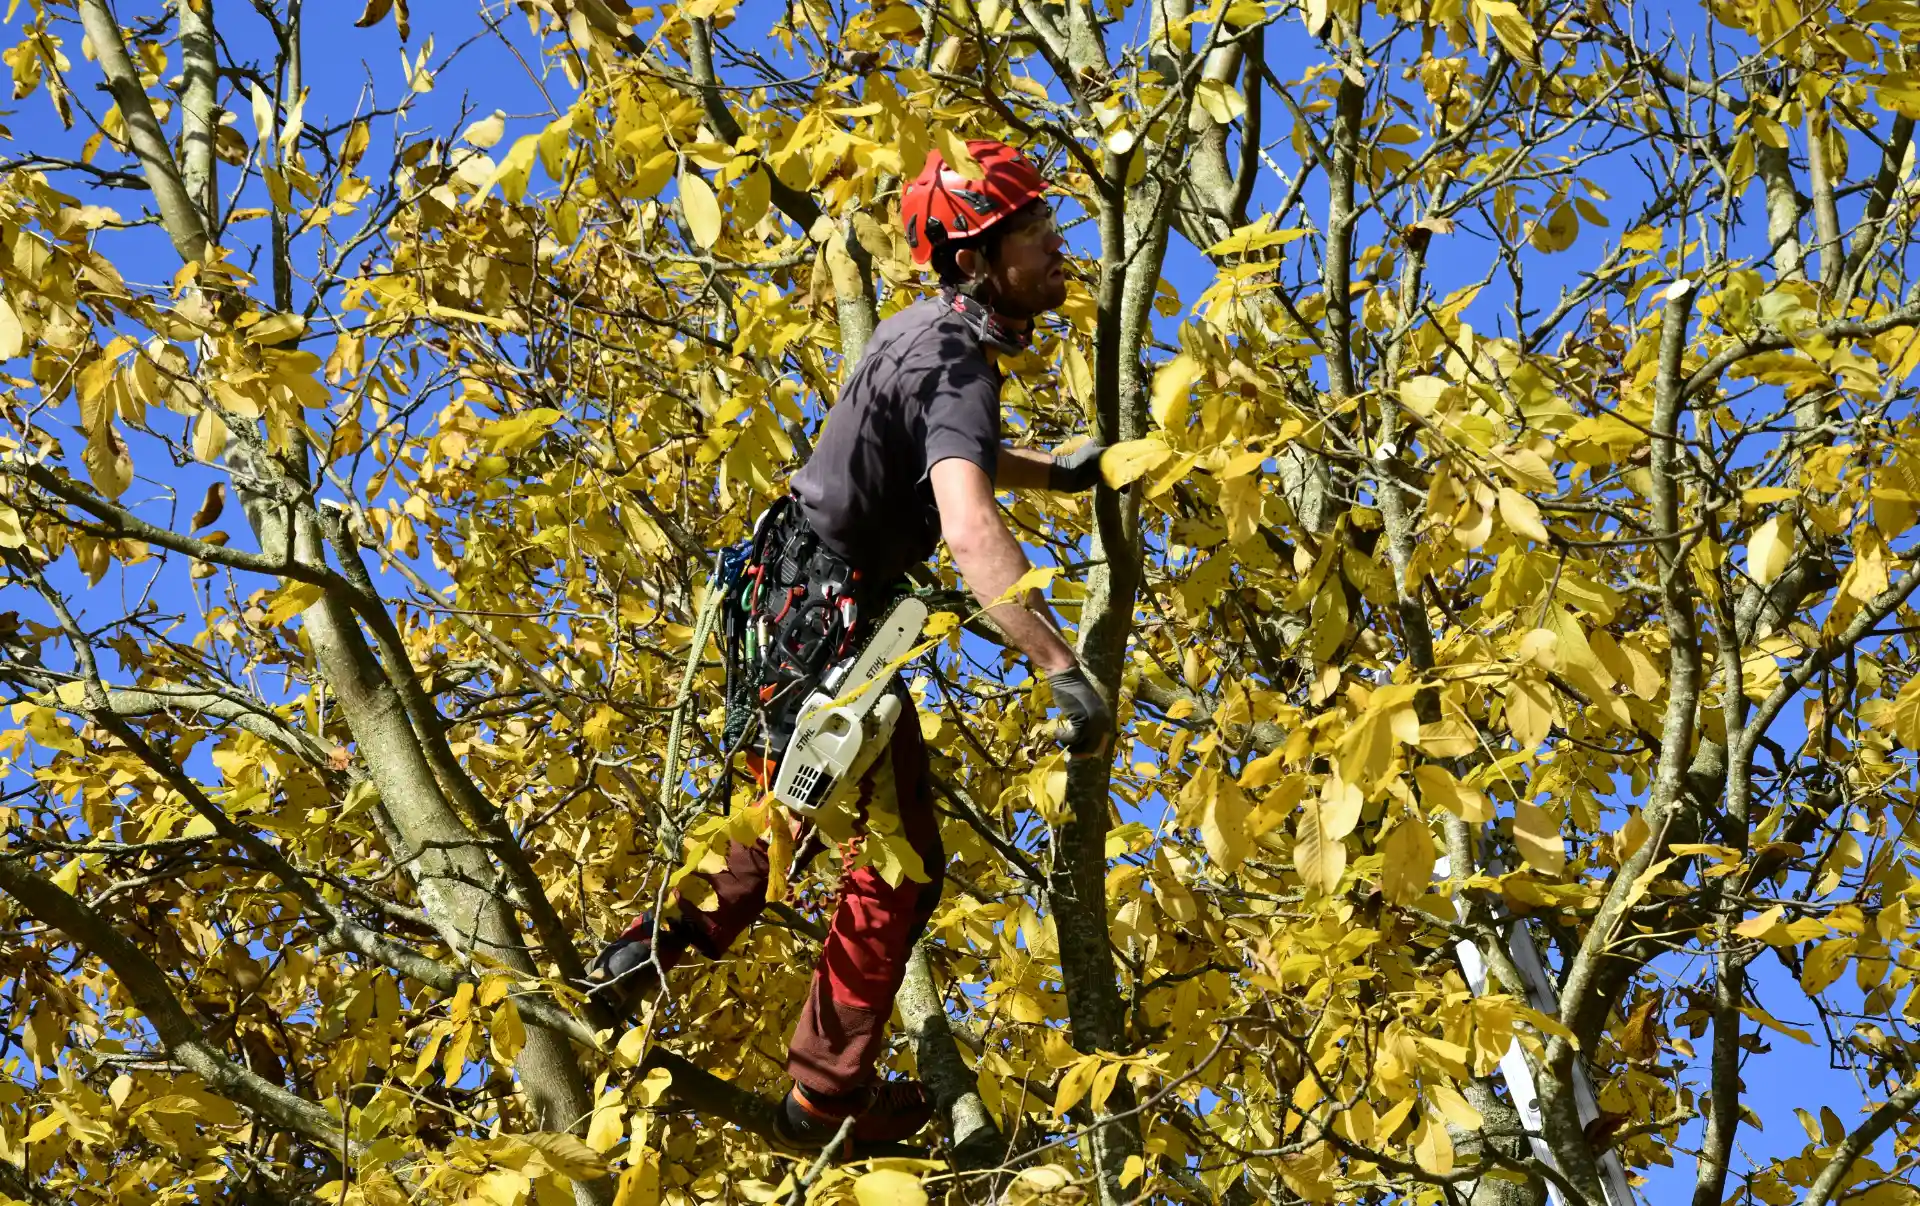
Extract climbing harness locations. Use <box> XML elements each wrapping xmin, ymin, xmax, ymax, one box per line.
<box><xmin>712</xmin><ymin>496</ymin><xmax>932</xmax><ymax>812</ymax></box>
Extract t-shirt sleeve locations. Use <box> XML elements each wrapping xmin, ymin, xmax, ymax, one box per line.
<box><xmin>918</xmin><ymin>357</ymin><xmax>1000</xmax><ymax>482</ymax></box>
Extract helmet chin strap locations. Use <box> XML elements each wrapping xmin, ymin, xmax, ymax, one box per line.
<box><xmin>945</xmin><ymin>277</ymin><xmax>1033</xmax><ymax>354</ymax></box>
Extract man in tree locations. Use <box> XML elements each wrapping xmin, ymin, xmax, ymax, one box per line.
<box><xmin>586</xmin><ymin>139</ymin><xmax>1111</xmax><ymax>1151</ymax></box>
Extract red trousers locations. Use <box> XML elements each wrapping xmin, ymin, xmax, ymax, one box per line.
<box><xmin>642</xmin><ymin>710</ymin><xmax>944</xmax><ymax>1096</ymax></box>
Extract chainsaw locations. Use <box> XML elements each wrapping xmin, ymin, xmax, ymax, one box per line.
<box><xmin>770</xmin><ymin>594</ymin><xmax>929</xmax><ymax>814</ymax></box>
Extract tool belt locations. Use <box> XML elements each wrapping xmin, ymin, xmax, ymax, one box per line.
<box><xmin>722</xmin><ymin>497</ymin><xmax>886</xmax><ymax>778</ymax></box>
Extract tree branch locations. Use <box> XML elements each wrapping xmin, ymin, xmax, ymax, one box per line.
<box><xmin>74</xmin><ymin>0</ymin><xmax>211</xmax><ymax>263</ymax></box>
<box><xmin>0</xmin><ymin>851</ymin><xmax>353</xmax><ymax>1151</ymax></box>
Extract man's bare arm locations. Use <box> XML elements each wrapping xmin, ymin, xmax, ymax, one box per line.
<box><xmin>994</xmin><ymin>445</ymin><xmax>1054</xmax><ymax>490</ymax></box>
<box><xmin>930</xmin><ymin>457</ymin><xmax>1076</xmax><ymax>672</ymax></box>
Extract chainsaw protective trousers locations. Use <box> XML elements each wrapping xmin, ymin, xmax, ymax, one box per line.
<box><xmin>627</xmin><ymin>711</ymin><xmax>944</xmax><ymax>1098</ymax></box>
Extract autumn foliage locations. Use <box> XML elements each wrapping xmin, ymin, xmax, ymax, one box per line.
<box><xmin>5</xmin><ymin>1</ymin><xmax>1920</xmax><ymax>1205</ymax></box>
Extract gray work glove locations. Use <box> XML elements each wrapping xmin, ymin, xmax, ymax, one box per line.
<box><xmin>1046</xmin><ymin>665</ymin><xmax>1112</xmax><ymax>757</ymax></box>
<box><xmin>1047</xmin><ymin>442</ymin><xmax>1108</xmax><ymax>493</ymax></box>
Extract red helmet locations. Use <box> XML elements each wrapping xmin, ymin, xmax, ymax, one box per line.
<box><xmin>901</xmin><ymin>139</ymin><xmax>1050</xmax><ymax>265</ymax></box>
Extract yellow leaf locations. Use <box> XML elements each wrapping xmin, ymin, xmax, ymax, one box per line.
<box><xmin>1295</xmin><ymin>785</ymin><xmax>1351</xmax><ymax>895</ymax></box>
<box><xmin>250</xmin><ymin>81</ymin><xmax>274</xmax><ymax>144</ymax></box>
<box><xmin>1476</xmin><ymin>0</ymin><xmax>1537</xmax><ymax>63</ymax></box>
<box><xmin>1151</xmin><ymin>353</ymin><xmax>1199</xmax><ymax>429</ymax></box>
<box><xmin>1204</xmin><ymin>220</ymin><xmax>1311</xmax><ymax>257</ymax></box>
<box><xmin>1528</xmin><ymin>203</ymin><xmax>1578</xmax><ymax>253</ymax></box>
<box><xmin>489</xmin><ymin>1000</ymin><xmax>525</xmax><ymax>1067</ymax></box>
<box><xmin>1800</xmin><ymin>938</ymin><xmax>1854</xmax><ymax>994</ymax></box>
<box><xmin>410</xmin><ymin>1028</ymin><xmax>445</xmax><ymax>1082</ymax></box>
<box><xmin>1512</xmin><ymin>801</ymin><xmax>1565</xmax><ymax>874</ymax></box>
<box><xmin>279</xmin><ymin>88</ymin><xmax>307</xmax><ymax>153</ymax></box>
<box><xmin>1027</xmin><ymin>754</ymin><xmax>1068</xmax><ymax>822</ymax></box>
<box><xmin>611</xmin><ymin>1159</ymin><xmax>660</xmax><ymax>1206</ymax></box>
<box><xmin>1413</xmin><ymin>765</ymin><xmax>1492</xmax><ymax>823</ymax></box>
<box><xmin>1055</xmin><ymin>1054</ymin><xmax>1100</xmax><ymax>1116</ymax></box>
<box><xmin>83</xmin><ymin>425</ymin><xmax>132</xmax><ymax>500</ymax></box>
<box><xmin>1747</xmin><ymin>513</ymin><xmax>1795</xmax><ymax>585</ymax></box>
<box><xmin>463</xmin><ymin>110</ymin><xmax>506</xmax><ymax>149</ymax></box>
<box><xmin>1238</xmin><ymin>747</ymin><xmax>1285</xmax><ymax>789</ymax></box>
<box><xmin>482</xmin><ymin>134</ymin><xmax>540</xmax><ymax>205</ymax></box>
<box><xmin>1336</xmin><ymin>697</ymin><xmax>1417</xmax><ymax>792</ymax></box>
<box><xmin>1321</xmin><ymin>774</ymin><xmax>1363</xmax><ymax>839</ymax></box>
<box><xmin>342</xmin><ymin>120</ymin><xmax>372</xmax><ymax>168</ymax></box>
<box><xmin>923</xmin><ymin>611</ymin><xmax>960</xmax><ymax>638</ymax></box>
<box><xmin>520</xmin><ymin>1131</ymin><xmax>609</xmax><ymax>1180</ymax></box>
<box><xmin>263</xmin><ymin>582</ymin><xmax>325</xmax><ymax>627</ymax></box>
<box><xmin>1195</xmin><ymin>79</ymin><xmax>1247</xmax><ymax>124</ymax></box>
<box><xmin>1413</xmin><ymin>1115</ymin><xmax>1454</xmax><ymax>1175</ymax></box>
<box><xmin>934</xmin><ymin>128</ymin><xmax>984</xmax><ymax>179</ymax></box>
<box><xmin>679</xmin><ymin>170</ymin><xmax>722</xmax><ymax>249</ymax></box>
<box><xmin>480</xmin><ymin>407</ymin><xmax>563</xmax><ymax>452</ymax></box>
<box><xmin>1735</xmin><ymin>904</ymin><xmax>1785</xmax><ymax>939</ymax></box>
<box><xmin>615</xmin><ymin>1026</ymin><xmax>649</xmax><ymax>1067</ymax></box>
<box><xmin>1100</xmin><ymin>437</ymin><xmax>1173</xmax><ymax>488</ymax></box>
<box><xmin>0</xmin><ymin>503</ymin><xmax>24</xmax><ymax>549</ymax></box>
<box><xmin>1416</xmin><ymin>720</ymin><xmax>1477</xmax><ymax>759</ymax></box>
<box><xmin>1202</xmin><ymin>776</ymin><xmax>1250</xmax><ymax>871</ymax></box>
<box><xmin>585</xmin><ymin>1092</ymin><xmax>625</xmax><ymax>1153</ymax></box>
<box><xmin>854</xmin><ymin>1169</ymin><xmax>928</xmax><ymax>1206</ymax></box>
<box><xmin>1431</xmin><ymin>1083</ymin><xmax>1483</xmax><ymax>1130</ymax></box>
<box><xmin>1497</xmin><ymin>487</ymin><xmax>1550</xmax><ymax>543</ymax></box>
<box><xmin>442</xmin><ymin>1020</ymin><xmax>473</xmax><ymax>1087</ymax></box>
<box><xmin>1003</xmin><ymin>564</ymin><xmax>1058</xmax><ymax>602</ymax></box>
<box><xmin>1740</xmin><ymin>1002</ymin><xmax>1813</xmax><ymax>1044</ymax></box>
<box><xmin>1399</xmin><ymin>375</ymin><xmax>1449</xmax><ymax>415</ymax></box>
<box><xmin>0</xmin><ymin>294</ymin><xmax>23</xmax><ymax>359</ymax></box>
<box><xmin>478</xmin><ymin>1171</ymin><xmax>531</xmax><ymax>1206</ymax></box>
<box><xmin>245</xmin><ymin>312</ymin><xmax>305</xmax><ymax>346</ymax></box>
<box><xmin>1886</xmin><ymin>678</ymin><xmax>1920</xmax><ymax>749</ymax></box>
<box><xmin>634</xmin><ymin>1066</ymin><xmax>673</xmax><ymax>1107</ymax></box>
<box><xmin>193</xmin><ymin>408</ymin><xmax>229</xmax><ymax>463</ymax></box>
<box><xmin>1379</xmin><ymin>819</ymin><xmax>1435</xmax><ymax>905</ymax></box>
<box><xmin>1504</xmin><ymin>675</ymin><xmax>1556</xmax><ymax>751</ymax></box>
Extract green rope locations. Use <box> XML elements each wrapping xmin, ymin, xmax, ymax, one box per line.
<box><xmin>660</xmin><ymin>562</ymin><xmax>726</xmax><ymax>818</ymax></box>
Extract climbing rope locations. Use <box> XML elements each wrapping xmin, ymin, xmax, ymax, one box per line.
<box><xmin>659</xmin><ymin>556</ymin><xmax>728</xmax><ymax>818</ymax></box>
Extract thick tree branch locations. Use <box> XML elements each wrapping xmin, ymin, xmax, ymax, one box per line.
<box><xmin>74</xmin><ymin>0</ymin><xmax>211</xmax><ymax>263</ymax></box>
<box><xmin>174</xmin><ymin>0</ymin><xmax>218</xmax><ymax>221</ymax></box>
<box><xmin>1803</xmin><ymin>1078</ymin><xmax>1920</xmax><ymax>1206</ymax></box>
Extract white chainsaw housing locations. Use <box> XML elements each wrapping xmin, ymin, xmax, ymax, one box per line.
<box><xmin>771</xmin><ymin>596</ymin><xmax>928</xmax><ymax>814</ymax></box>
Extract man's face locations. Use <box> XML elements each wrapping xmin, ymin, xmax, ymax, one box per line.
<box><xmin>958</xmin><ymin>202</ymin><xmax>1067</xmax><ymax>319</ymax></box>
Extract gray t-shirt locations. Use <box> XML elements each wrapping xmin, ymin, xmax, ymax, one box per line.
<box><xmin>791</xmin><ymin>297</ymin><xmax>1001</xmax><ymax>583</ymax></box>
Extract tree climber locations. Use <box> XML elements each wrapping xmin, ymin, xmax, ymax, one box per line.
<box><xmin>586</xmin><ymin>139</ymin><xmax>1112</xmax><ymax>1153</ymax></box>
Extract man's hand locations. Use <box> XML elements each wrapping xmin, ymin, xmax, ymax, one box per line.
<box><xmin>1047</xmin><ymin>442</ymin><xmax>1108</xmax><ymax>493</ymax></box>
<box><xmin>1046</xmin><ymin>665</ymin><xmax>1112</xmax><ymax>757</ymax></box>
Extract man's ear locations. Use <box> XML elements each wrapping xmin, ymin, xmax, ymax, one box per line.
<box><xmin>953</xmin><ymin>245</ymin><xmax>988</xmax><ymax>282</ymax></box>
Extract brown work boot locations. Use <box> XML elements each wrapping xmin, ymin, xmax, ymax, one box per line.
<box><xmin>773</xmin><ymin>1079</ymin><xmax>935</xmax><ymax>1154</ymax></box>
